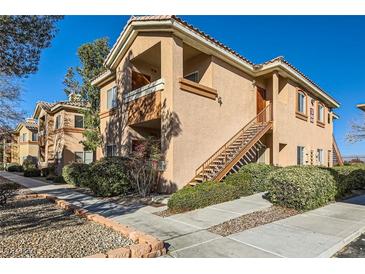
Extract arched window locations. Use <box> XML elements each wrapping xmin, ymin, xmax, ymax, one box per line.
<box><xmin>296</xmin><ymin>90</ymin><xmax>307</xmax><ymax>115</ymax></box>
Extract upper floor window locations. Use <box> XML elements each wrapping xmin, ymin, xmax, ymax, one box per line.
<box><xmin>107</xmin><ymin>87</ymin><xmax>117</xmax><ymax>110</ymax></box>
<box><xmin>297</xmin><ymin>90</ymin><xmax>307</xmax><ymax>114</ymax></box>
<box><xmin>318</xmin><ymin>103</ymin><xmax>325</xmax><ymax>123</ymax></box>
<box><xmin>74</xmin><ymin>115</ymin><xmax>84</xmax><ymax>128</ymax></box>
<box><xmin>31</xmin><ymin>132</ymin><xmax>38</xmax><ymax>142</ymax></box>
<box><xmin>55</xmin><ymin>115</ymin><xmax>62</xmax><ymax>129</ymax></box>
<box><xmin>297</xmin><ymin>146</ymin><xmax>305</xmax><ymax>165</ymax></box>
<box><xmin>20</xmin><ymin>133</ymin><xmax>27</xmax><ymax>142</ymax></box>
<box><xmin>184</xmin><ymin>71</ymin><xmax>199</xmax><ymax>83</ymax></box>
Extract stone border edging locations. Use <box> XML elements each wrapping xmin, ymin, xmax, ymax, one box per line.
<box><xmin>17</xmin><ymin>193</ymin><xmax>166</xmax><ymax>258</ymax></box>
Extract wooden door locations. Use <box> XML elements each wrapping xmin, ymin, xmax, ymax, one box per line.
<box><xmin>256</xmin><ymin>87</ymin><xmax>266</xmax><ymax>122</ymax></box>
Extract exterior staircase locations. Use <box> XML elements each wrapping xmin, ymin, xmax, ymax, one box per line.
<box><xmin>189</xmin><ymin>103</ymin><xmax>273</xmax><ymax>186</ymax></box>
<box><xmin>332</xmin><ymin>135</ymin><xmax>344</xmax><ymax>166</ymax></box>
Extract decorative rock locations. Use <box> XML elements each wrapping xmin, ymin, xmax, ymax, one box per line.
<box><xmin>129</xmin><ymin>243</ymin><xmax>151</xmax><ymax>258</ymax></box>
<box><xmin>107</xmin><ymin>247</ymin><xmax>131</xmax><ymax>258</ymax></box>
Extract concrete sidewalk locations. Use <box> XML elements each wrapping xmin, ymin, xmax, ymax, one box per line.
<box><xmin>2</xmin><ymin>171</ymin><xmax>365</xmax><ymax>257</ymax></box>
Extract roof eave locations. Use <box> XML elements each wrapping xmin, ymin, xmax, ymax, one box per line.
<box><xmin>255</xmin><ymin>62</ymin><xmax>340</xmax><ymax>108</ymax></box>
<box><xmin>357</xmin><ymin>104</ymin><xmax>365</xmax><ymax>111</ymax></box>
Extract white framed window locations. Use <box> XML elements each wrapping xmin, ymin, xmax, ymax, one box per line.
<box><xmin>318</xmin><ymin>103</ymin><xmax>325</xmax><ymax>123</ymax></box>
<box><xmin>75</xmin><ymin>151</ymin><xmax>93</xmax><ymax>164</ymax></box>
<box><xmin>184</xmin><ymin>71</ymin><xmax>199</xmax><ymax>83</ymax></box>
<box><xmin>55</xmin><ymin>115</ymin><xmax>62</xmax><ymax>129</ymax></box>
<box><xmin>317</xmin><ymin>149</ymin><xmax>324</xmax><ymax>165</ymax></box>
<box><xmin>74</xmin><ymin>115</ymin><xmax>84</xmax><ymax>128</ymax></box>
<box><xmin>297</xmin><ymin>91</ymin><xmax>306</xmax><ymax>114</ymax></box>
<box><xmin>106</xmin><ymin>144</ymin><xmax>116</xmax><ymax>157</ymax></box>
<box><xmin>107</xmin><ymin>87</ymin><xmax>117</xmax><ymax>110</ymax></box>
<box><xmin>297</xmin><ymin>146</ymin><xmax>305</xmax><ymax>165</ymax></box>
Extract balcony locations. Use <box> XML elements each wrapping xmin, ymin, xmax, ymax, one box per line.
<box><xmin>124</xmin><ymin>79</ymin><xmax>164</xmax><ymax>125</ymax></box>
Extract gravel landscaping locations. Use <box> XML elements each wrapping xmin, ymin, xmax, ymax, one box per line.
<box><xmin>0</xmin><ymin>193</ymin><xmax>134</xmax><ymax>258</ymax></box>
<box><xmin>208</xmin><ymin>206</ymin><xmax>299</xmax><ymax>236</ymax></box>
<box><xmin>334</xmin><ymin>233</ymin><xmax>365</xmax><ymax>258</ymax></box>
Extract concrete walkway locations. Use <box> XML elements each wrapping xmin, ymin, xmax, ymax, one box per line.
<box><xmin>2</xmin><ymin>171</ymin><xmax>365</xmax><ymax>257</ymax></box>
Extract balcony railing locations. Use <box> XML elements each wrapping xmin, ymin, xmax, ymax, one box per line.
<box><xmin>123</xmin><ymin>78</ymin><xmax>164</xmax><ymax>103</ymax></box>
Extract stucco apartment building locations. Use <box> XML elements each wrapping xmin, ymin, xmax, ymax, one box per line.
<box><xmin>1</xmin><ymin>118</ymin><xmax>39</xmax><ymax>166</ymax></box>
<box><xmin>92</xmin><ymin>15</ymin><xmax>342</xmax><ymax>191</ymax></box>
<box><xmin>32</xmin><ymin>95</ymin><xmax>91</xmax><ymax>173</ymax></box>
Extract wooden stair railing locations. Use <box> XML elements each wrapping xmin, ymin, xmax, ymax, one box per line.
<box><xmin>333</xmin><ymin>135</ymin><xmax>344</xmax><ymax>166</ymax></box>
<box><xmin>189</xmin><ymin>103</ymin><xmax>273</xmax><ymax>186</ymax></box>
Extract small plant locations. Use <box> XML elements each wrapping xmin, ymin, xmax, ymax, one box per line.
<box><xmin>62</xmin><ymin>163</ymin><xmax>90</xmax><ymax>187</ymax></box>
<box><xmin>0</xmin><ymin>183</ymin><xmax>19</xmax><ymax>206</ymax></box>
<box><xmin>6</xmin><ymin>163</ymin><xmax>23</xmax><ymax>172</ymax></box>
<box><xmin>127</xmin><ymin>137</ymin><xmax>163</xmax><ymax>197</ymax></box>
<box><xmin>23</xmin><ymin>168</ymin><xmax>41</xmax><ymax>177</ymax></box>
<box><xmin>87</xmin><ymin>157</ymin><xmax>131</xmax><ymax>197</ymax></box>
<box><xmin>22</xmin><ymin>156</ymin><xmax>38</xmax><ymax>170</ymax></box>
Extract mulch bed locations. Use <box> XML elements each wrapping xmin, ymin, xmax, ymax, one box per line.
<box><xmin>153</xmin><ymin>208</ymin><xmax>180</xmax><ymax>218</ymax></box>
<box><xmin>334</xmin><ymin>233</ymin><xmax>365</xmax><ymax>258</ymax></box>
<box><xmin>0</xmin><ymin>191</ymin><xmax>134</xmax><ymax>258</ymax></box>
<box><xmin>208</xmin><ymin>206</ymin><xmax>299</xmax><ymax>236</ymax></box>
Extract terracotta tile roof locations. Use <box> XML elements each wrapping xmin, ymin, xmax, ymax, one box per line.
<box><xmin>100</xmin><ymin>15</ymin><xmax>338</xmax><ymax>107</ymax></box>
<box><xmin>37</xmin><ymin>100</ymin><xmax>88</xmax><ymax>112</ymax></box>
<box><xmin>22</xmin><ymin>121</ymin><xmax>38</xmax><ymax>131</ymax></box>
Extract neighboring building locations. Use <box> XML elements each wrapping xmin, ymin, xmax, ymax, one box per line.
<box><xmin>357</xmin><ymin>103</ymin><xmax>365</xmax><ymax>112</ymax></box>
<box><xmin>32</xmin><ymin>95</ymin><xmax>90</xmax><ymax>174</ymax></box>
<box><xmin>92</xmin><ymin>15</ymin><xmax>342</xmax><ymax>191</ymax></box>
<box><xmin>14</xmin><ymin>118</ymin><xmax>39</xmax><ymax>165</ymax></box>
<box><xmin>1</xmin><ymin>118</ymin><xmax>39</xmax><ymax>167</ymax></box>
<box><xmin>0</xmin><ymin>130</ymin><xmax>19</xmax><ymax>167</ymax></box>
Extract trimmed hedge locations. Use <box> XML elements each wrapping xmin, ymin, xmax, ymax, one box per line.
<box><xmin>267</xmin><ymin>166</ymin><xmax>337</xmax><ymax>210</ymax></box>
<box><xmin>167</xmin><ymin>181</ymin><xmax>241</xmax><ymax>212</ymax></box>
<box><xmin>237</xmin><ymin>163</ymin><xmax>278</xmax><ymax>192</ymax></box>
<box><xmin>86</xmin><ymin>157</ymin><xmax>131</xmax><ymax>197</ymax></box>
<box><xmin>62</xmin><ymin>163</ymin><xmax>90</xmax><ymax>187</ymax></box>
<box><xmin>223</xmin><ymin>172</ymin><xmax>255</xmax><ymax>197</ymax></box>
<box><xmin>23</xmin><ymin>168</ymin><xmax>41</xmax><ymax>177</ymax></box>
<box><xmin>6</xmin><ymin>163</ymin><xmax>23</xmax><ymax>172</ymax></box>
<box><xmin>330</xmin><ymin>165</ymin><xmax>365</xmax><ymax>197</ymax></box>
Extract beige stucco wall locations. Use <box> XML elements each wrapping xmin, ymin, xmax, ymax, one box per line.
<box><xmin>96</xmin><ymin>31</ymin><xmax>336</xmax><ymax>191</ymax></box>
<box><xmin>275</xmin><ymin>77</ymin><xmax>333</xmax><ymax>167</ymax></box>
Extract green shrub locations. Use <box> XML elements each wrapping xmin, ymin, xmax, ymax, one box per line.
<box><xmin>223</xmin><ymin>172</ymin><xmax>255</xmax><ymax>196</ymax></box>
<box><xmin>87</xmin><ymin>157</ymin><xmax>131</xmax><ymax>197</ymax></box>
<box><xmin>22</xmin><ymin>156</ymin><xmax>38</xmax><ymax>170</ymax></box>
<box><xmin>329</xmin><ymin>165</ymin><xmax>365</xmax><ymax>197</ymax></box>
<box><xmin>267</xmin><ymin>166</ymin><xmax>337</xmax><ymax>210</ymax></box>
<box><xmin>53</xmin><ymin>175</ymin><xmax>65</xmax><ymax>184</ymax></box>
<box><xmin>23</xmin><ymin>168</ymin><xmax>41</xmax><ymax>177</ymax></box>
<box><xmin>6</xmin><ymin>163</ymin><xmax>23</xmax><ymax>172</ymax></box>
<box><xmin>168</xmin><ymin>181</ymin><xmax>241</xmax><ymax>212</ymax></box>
<box><xmin>62</xmin><ymin>163</ymin><xmax>90</xmax><ymax>187</ymax></box>
<box><xmin>238</xmin><ymin>163</ymin><xmax>278</xmax><ymax>192</ymax></box>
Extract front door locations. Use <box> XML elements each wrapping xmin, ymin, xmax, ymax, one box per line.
<box><xmin>256</xmin><ymin>87</ymin><xmax>266</xmax><ymax>122</ymax></box>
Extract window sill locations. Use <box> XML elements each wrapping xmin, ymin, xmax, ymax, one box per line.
<box><xmin>295</xmin><ymin>111</ymin><xmax>308</xmax><ymax>121</ymax></box>
<box><xmin>99</xmin><ymin>108</ymin><xmax>116</xmax><ymax>119</ymax></box>
<box><xmin>317</xmin><ymin>121</ymin><xmax>325</xmax><ymax>128</ymax></box>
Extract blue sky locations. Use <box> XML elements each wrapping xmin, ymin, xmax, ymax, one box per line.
<box><xmin>20</xmin><ymin>16</ymin><xmax>365</xmax><ymax>156</ymax></box>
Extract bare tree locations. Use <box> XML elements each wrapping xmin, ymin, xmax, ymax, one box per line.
<box><xmin>347</xmin><ymin>116</ymin><xmax>365</xmax><ymax>143</ymax></box>
<box><xmin>0</xmin><ymin>75</ymin><xmax>24</xmax><ymax>129</ymax></box>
